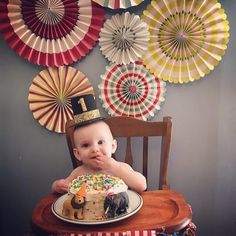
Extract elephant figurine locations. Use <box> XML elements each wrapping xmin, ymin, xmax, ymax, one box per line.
<box><xmin>104</xmin><ymin>192</ymin><xmax>129</xmax><ymax>218</ymax></box>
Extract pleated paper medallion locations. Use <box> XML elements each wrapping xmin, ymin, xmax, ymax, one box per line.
<box><xmin>93</xmin><ymin>0</ymin><xmax>144</xmax><ymax>9</ymax></box>
<box><xmin>0</xmin><ymin>0</ymin><xmax>104</xmax><ymax>67</ymax></box>
<box><xmin>98</xmin><ymin>61</ymin><xmax>166</xmax><ymax>121</ymax></box>
<box><xmin>99</xmin><ymin>12</ymin><xmax>149</xmax><ymax>65</ymax></box>
<box><xmin>142</xmin><ymin>0</ymin><xmax>230</xmax><ymax>83</ymax></box>
<box><xmin>28</xmin><ymin>66</ymin><xmax>94</xmax><ymax>133</ymax></box>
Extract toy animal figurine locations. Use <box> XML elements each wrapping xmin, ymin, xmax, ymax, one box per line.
<box><xmin>62</xmin><ymin>193</ymin><xmax>85</xmax><ymax>219</ymax></box>
<box><xmin>62</xmin><ymin>183</ymin><xmax>87</xmax><ymax>220</ymax></box>
<box><xmin>104</xmin><ymin>192</ymin><xmax>129</xmax><ymax>218</ymax></box>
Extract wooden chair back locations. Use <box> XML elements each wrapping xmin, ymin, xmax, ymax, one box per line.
<box><xmin>64</xmin><ymin>116</ymin><xmax>196</xmax><ymax>234</ymax></box>
<box><xmin>65</xmin><ymin>116</ymin><xmax>172</xmax><ymax>190</ymax></box>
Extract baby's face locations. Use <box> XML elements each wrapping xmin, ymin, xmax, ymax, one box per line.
<box><xmin>73</xmin><ymin>121</ymin><xmax>116</xmax><ymax>169</ymax></box>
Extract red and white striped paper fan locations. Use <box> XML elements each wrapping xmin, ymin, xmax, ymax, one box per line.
<box><xmin>0</xmin><ymin>0</ymin><xmax>104</xmax><ymax>67</ymax></box>
<box><xmin>28</xmin><ymin>66</ymin><xmax>94</xmax><ymax>133</ymax></box>
<box><xmin>93</xmin><ymin>0</ymin><xmax>144</xmax><ymax>9</ymax></box>
<box><xmin>99</xmin><ymin>61</ymin><xmax>166</xmax><ymax>121</ymax></box>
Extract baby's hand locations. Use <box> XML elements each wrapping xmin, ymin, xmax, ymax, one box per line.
<box><xmin>52</xmin><ymin>179</ymin><xmax>70</xmax><ymax>194</ymax></box>
<box><xmin>95</xmin><ymin>155</ymin><xmax>119</xmax><ymax>173</ymax></box>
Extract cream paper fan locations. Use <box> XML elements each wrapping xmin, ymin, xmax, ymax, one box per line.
<box><xmin>99</xmin><ymin>12</ymin><xmax>149</xmax><ymax>65</ymax></box>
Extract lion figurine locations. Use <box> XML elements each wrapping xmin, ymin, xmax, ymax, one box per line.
<box><xmin>62</xmin><ymin>183</ymin><xmax>86</xmax><ymax>220</ymax></box>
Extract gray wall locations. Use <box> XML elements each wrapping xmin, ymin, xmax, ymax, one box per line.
<box><xmin>0</xmin><ymin>1</ymin><xmax>236</xmax><ymax>235</ymax></box>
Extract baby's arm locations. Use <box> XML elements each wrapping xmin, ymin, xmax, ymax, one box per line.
<box><xmin>51</xmin><ymin>167</ymin><xmax>82</xmax><ymax>193</ymax></box>
<box><xmin>51</xmin><ymin>179</ymin><xmax>70</xmax><ymax>194</ymax></box>
<box><xmin>110</xmin><ymin>161</ymin><xmax>147</xmax><ymax>192</ymax></box>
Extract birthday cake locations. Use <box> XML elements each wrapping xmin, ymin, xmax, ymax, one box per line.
<box><xmin>62</xmin><ymin>174</ymin><xmax>129</xmax><ymax>220</ymax></box>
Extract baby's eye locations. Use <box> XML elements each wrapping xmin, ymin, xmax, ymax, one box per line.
<box><xmin>98</xmin><ymin>140</ymin><xmax>105</xmax><ymax>145</ymax></box>
<box><xmin>81</xmin><ymin>143</ymin><xmax>89</xmax><ymax>148</ymax></box>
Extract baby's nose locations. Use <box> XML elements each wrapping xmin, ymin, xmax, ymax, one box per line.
<box><xmin>92</xmin><ymin>144</ymin><xmax>99</xmax><ymax>153</ymax></box>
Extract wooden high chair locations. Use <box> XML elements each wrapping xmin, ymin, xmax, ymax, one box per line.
<box><xmin>65</xmin><ymin>116</ymin><xmax>196</xmax><ymax>235</ymax></box>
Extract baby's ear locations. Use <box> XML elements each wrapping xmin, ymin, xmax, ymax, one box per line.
<box><xmin>112</xmin><ymin>139</ymin><xmax>117</xmax><ymax>154</ymax></box>
<box><xmin>73</xmin><ymin>148</ymin><xmax>81</xmax><ymax>161</ymax></box>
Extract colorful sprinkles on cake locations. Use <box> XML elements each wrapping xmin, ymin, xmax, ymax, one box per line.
<box><xmin>69</xmin><ymin>174</ymin><xmax>128</xmax><ymax>195</ymax></box>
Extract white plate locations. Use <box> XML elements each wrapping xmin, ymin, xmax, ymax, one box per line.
<box><xmin>52</xmin><ymin>190</ymin><xmax>143</xmax><ymax>225</ymax></box>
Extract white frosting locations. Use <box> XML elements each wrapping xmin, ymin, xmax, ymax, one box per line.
<box><xmin>69</xmin><ymin>174</ymin><xmax>128</xmax><ymax>197</ymax></box>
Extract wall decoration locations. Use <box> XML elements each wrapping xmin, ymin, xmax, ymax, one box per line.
<box><xmin>142</xmin><ymin>0</ymin><xmax>230</xmax><ymax>83</ymax></box>
<box><xmin>28</xmin><ymin>66</ymin><xmax>94</xmax><ymax>133</ymax></box>
<box><xmin>99</xmin><ymin>12</ymin><xmax>149</xmax><ymax>65</ymax></box>
<box><xmin>92</xmin><ymin>0</ymin><xmax>144</xmax><ymax>9</ymax></box>
<box><xmin>0</xmin><ymin>0</ymin><xmax>104</xmax><ymax>67</ymax></box>
<box><xmin>98</xmin><ymin>61</ymin><xmax>166</xmax><ymax>121</ymax></box>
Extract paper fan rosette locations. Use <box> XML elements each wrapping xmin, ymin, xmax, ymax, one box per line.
<box><xmin>28</xmin><ymin>66</ymin><xmax>94</xmax><ymax>133</ymax></box>
<box><xmin>142</xmin><ymin>0</ymin><xmax>230</xmax><ymax>83</ymax></box>
<box><xmin>98</xmin><ymin>61</ymin><xmax>166</xmax><ymax>121</ymax></box>
<box><xmin>0</xmin><ymin>0</ymin><xmax>104</xmax><ymax>67</ymax></box>
<box><xmin>93</xmin><ymin>0</ymin><xmax>144</xmax><ymax>9</ymax></box>
<box><xmin>99</xmin><ymin>12</ymin><xmax>149</xmax><ymax>65</ymax></box>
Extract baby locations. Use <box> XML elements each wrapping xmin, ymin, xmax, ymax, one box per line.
<box><xmin>52</xmin><ymin>94</ymin><xmax>147</xmax><ymax>194</ymax></box>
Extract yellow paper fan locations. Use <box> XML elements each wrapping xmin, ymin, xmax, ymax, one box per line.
<box><xmin>28</xmin><ymin>66</ymin><xmax>94</xmax><ymax>133</ymax></box>
<box><xmin>142</xmin><ymin>0</ymin><xmax>230</xmax><ymax>83</ymax></box>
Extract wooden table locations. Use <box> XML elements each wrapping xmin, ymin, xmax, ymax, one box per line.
<box><xmin>32</xmin><ymin>190</ymin><xmax>192</xmax><ymax>235</ymax></box>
